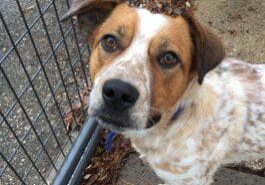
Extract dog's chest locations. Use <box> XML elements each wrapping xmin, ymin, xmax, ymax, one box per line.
<box><xmin>130</xmin><ymin>131</ymin><xmax>223</xmax><ymax>184</ymax></box>
<box><xmin>131</xmin><ymin>135</ymin><xmax>196</xmax><ymax>183</ymax></box>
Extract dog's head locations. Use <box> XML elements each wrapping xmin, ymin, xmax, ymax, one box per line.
<box><xmin>63</xmin><ymin>0</ymin><xmax>225</xmax><ymax>132</ymax></box>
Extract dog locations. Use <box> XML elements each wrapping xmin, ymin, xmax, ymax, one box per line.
<box><xmin>62</xmin><ymin>0</ymin><xmax>265</xmax><ymax>184</ymax></box>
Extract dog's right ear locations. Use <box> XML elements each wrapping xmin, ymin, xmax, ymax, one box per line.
<box><xmin>182</xmin><ymin>13</ymin><xmax>225</xmax><ymax>84</ymax></box>
<box><xmin>61</xmin><ymin>0</ymin><xmax>124</xmax><ymax>42</ymax></box>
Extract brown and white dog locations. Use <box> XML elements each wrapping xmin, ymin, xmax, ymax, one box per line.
<box><xmin>63</xmin><ymin>1</ymin><xmax>265</xmax><ymax>184</ymax></box>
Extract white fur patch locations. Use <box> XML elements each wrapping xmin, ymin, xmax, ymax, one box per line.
<box><xmin>112</xmin><ymin>8</ymin><xmax>168</xmax><ymax>72</ymax></box>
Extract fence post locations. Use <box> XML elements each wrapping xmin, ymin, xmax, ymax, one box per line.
<box><xmin>52</xmin><ymin>118</ymin><xmax>99</xmax><ymax>185</ymax></box>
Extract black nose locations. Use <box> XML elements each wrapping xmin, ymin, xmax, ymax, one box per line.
<box><xmin>102</xmin><ymin>79</ymin><xmax>139</xmax><ymax>110</ymax></box>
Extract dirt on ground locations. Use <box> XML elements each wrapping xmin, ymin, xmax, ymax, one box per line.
<box><xmin>195</xmin><ymin>0</ymin><xmax>265</xmax><ymax>64</ymax></box>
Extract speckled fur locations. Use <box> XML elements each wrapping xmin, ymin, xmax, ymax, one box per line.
<box><xmin>130</xmin><ymin>58</ymin><xmax>265</xmax><ymax>185</ymax></box>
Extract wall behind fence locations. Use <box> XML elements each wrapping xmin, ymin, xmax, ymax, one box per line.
<box><xmin>0</xmin><ymin>0</ymin><xmax>90</xmax><ymax>184</ymax></box>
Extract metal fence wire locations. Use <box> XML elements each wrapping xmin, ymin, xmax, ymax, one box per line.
<box><xmin>0</xmin><ymin>0</ymin><xmax>95</xmax><ymax>184</ymax></box>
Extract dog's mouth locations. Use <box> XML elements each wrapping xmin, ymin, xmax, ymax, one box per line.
<box><xmin>98</xmin><ymin>114</ymin><xmax>126</xmax><ymax>127</ymax></box>
<box><xmin>94</xmin><ymin>110</ymin><xmax>162</xmax><ymax>132</ymax></box>
<box><xmin>92</xmin><ymin>108</ymin><xmax>162</xmax><ymax>131</ymax></box>
<box><xmin>146</xmin><ymin>114</ymin><xmax>162</xmax><ymax>129</ymax></box>
<box><xmin>92</xmin><ymin>109</ymin><xmax>132</xmax><ymax>131</ymax></box>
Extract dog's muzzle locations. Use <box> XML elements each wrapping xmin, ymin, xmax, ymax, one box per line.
<box><xmin>94</xmin><ymin>79</ymin><xmax>139</xmax><ymax>130</ymax></box>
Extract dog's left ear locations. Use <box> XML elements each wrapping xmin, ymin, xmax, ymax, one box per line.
<box><xmin>61</xmin><ymin>0</ymin><xmax>125</xmax><ymax>42</ymax></box>
<box><xmin>183</xmin><ymin>13</ymin><xmax>225</xmax><ymax>84</ymax></box>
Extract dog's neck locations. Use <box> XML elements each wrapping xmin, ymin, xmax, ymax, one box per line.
<box><xmin>126</xmin><ymin>76</ymin><xmax>205</xmax><ymax>137</ymax></box>
<box><xmin>126</xmin><ymin>74</ymin><xmax>220</xmax><ymax>153</ymax></box>
<box><xmin>170</xmin><ymin>76</ymin><xmax>199</xmax><ymax>120</ymax></box>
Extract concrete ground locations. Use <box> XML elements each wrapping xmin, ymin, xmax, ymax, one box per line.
<box><xmin>117</xmin><ymin>0</ymin><xmax>265</xmax><ymax>184</ymax></box>
<box><xmin>117</xmin><ymin>154</ymin><xmax>265</xmax><ymax>185</ymax></box>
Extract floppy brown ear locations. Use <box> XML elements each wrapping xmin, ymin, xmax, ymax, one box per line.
<box><xmin>61</xmin><ymin>0</ymin><xmax>125</xmax><ymax>42</ymax></box>
<box><xmin>183</xmin><ymin>13</ymin><xmax>225</xmax><ymax>84</ymax></box>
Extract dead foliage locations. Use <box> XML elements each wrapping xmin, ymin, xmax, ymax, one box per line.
<box><xmin>82</xmin><ymin>131</ymin><xmax>134</xmax><ymax>185</ymax></box>
<box><xmin>64</xmin><ymin>82</ymin><xmax>91</xmax><ymax>131</ymax></box>
<box><xmin>127</xmin><ymin>0</ymin><xmax>195</xmax><ymax>16</ymax></box>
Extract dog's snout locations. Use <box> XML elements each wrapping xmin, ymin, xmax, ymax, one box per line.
<box><xmin>102</xmin><ymin>79</ymin><xmax>139</xmax><ymax>110</ymax></box>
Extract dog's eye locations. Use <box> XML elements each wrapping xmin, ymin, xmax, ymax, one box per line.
<box><xmin>159</xmin><ymin>52</ymin><xmax>180</xmax><ymax>68</ymax></box>
<box><xmin>101</xmin><ymin>35</ymin><xmax>119</xmax><ymax>52</ymax></box>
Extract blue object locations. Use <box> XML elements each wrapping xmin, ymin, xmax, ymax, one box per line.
<box><xmin>104</xmin><ymin>131</ymin><xmax>117</xmax><ymax>152</ymax></box>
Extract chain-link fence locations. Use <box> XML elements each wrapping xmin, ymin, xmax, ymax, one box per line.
<box><xmin>0</xmin><ymin>0</ymin><xmax>93</xmax><ymax>184</ymax></box>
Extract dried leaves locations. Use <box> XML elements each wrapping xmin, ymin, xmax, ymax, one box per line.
<box><xmin>127</xmin><ymin>0</ymin><xmax>195</xmax><ymax>16</ymax></box>
<box><xmin>64</xmin><ymin>83</ymin><xmax>91</xmax><ymax>131</ymax></box>
<box><xmin>82</xmin><ymin>132</ymin><xmax>134</xmax><ymax>185</ymax></box>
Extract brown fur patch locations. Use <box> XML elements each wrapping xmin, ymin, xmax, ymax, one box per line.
<box><xmin>148</xmin><ymin>16</ymin><xmax>194</xmax><ymax>114</ymax></box>
<box><xmin>89</xmin><ymin>4</ymin><xmax>137</xmax><ymax>81</ymax></box>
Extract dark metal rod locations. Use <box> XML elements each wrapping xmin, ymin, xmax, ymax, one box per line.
<box><xmin>20</xmin><ymin>124</ymin><xmax>72</xmax><ymax>184</ymax></box>
<box><xmin>0</xmin><ymin>84</ymin><xmax>83</xmax><ymax>177</ymax></box>
<box><xmin>68</xmin><ymin>126</ymin><xmax>100</xmax><ymax>185</ymax></box>
<box><xmin>1</xmin><ymin>85</ymin><xmax>84</xmax><ymax>178</ymax></box>
<box><xmin>52</xmin><ymin>118</ymin><xmax>98</xmax><ymax>185</ymax></box>
<box><xmin>44</xmin><ymin>109</ymin><xmax>89</xmax><ymax>181</ymax></box>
